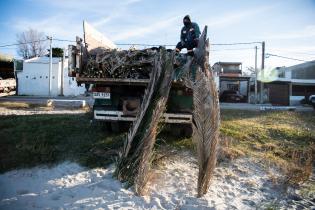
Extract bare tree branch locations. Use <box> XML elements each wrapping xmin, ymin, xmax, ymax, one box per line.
<box><xmin>16</xmin><ymin>28</ymin><xmax>48</xmax><ymax>59</ymax></box>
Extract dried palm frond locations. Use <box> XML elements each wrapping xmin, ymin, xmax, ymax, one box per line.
<box><xmin>114</xmin><ymin>48</ymin><xmax>174</xmax><ymax>195</ymax></box>
<box><xmin>133</xmin><ymin>51</ymin><xmax>174</xmax><ymax>195</ymax></box>
<box><xmin>183</xmin><ymin>26</ymin><xmax>221</xmax><ymax>197</ymax></box>
<box><xmin>191</xmin><ymin>68</ymin><xmax>220</xmax><ymax>197</ymax></box>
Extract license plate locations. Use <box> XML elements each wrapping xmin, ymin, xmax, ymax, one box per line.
<box><xmin>93</xmin><ymin>92</ymin><xmax>111</xmax><ymax>99</ymax></box>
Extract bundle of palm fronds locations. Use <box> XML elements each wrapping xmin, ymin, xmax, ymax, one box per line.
<box><xmin>114</xmin><ymin>26</ymin><xmax>220</xmax><ymax>197</ymax></box>
<box><xmin>114</xmin><ymin>48</ymin><xmax>174</xmax><ymax>195</ymax></box>
<box><xmin>83</xmin><ymin>48</ymin><xmax>158</xmax><ymax>79</ymax></box>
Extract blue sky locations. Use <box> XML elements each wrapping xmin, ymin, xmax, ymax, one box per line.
<box><xmin>0</xmin><ymin>0</ymin><xmax>315</xmax><ymax>70</ymax></box>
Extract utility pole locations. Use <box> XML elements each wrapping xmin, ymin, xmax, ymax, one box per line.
<box><xmin>47</xmin><ymin>36</ymin><xmax>52</xmax><ymax>96</ymax></box>
<box><xmin>61</xmin><ymin>47</ymin><xmax>65</xmax><ymax>96</ymax></box>
<box><xmin>260</xmin><ymin>41</ymin><xmax>265</xmax><ymax>104</ymax></box>
<box><xmin>254</xmin><ymin>46</ymin><xmax>258</xmax><ymax>104</ymax></box>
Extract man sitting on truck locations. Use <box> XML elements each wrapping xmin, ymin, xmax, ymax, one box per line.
<box><xmin>175</xmin><ymin>15</ymin><xmax>201</xmax><ymax>56</ymax></box>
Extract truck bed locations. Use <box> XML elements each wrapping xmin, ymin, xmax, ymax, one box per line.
<box><xmin>76</xmin><ymin>76</ymin><xmax>149</xmax><ymax>86</ymax></box>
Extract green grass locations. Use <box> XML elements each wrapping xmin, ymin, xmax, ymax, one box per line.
<box><xmin>0</xmin><ymin>114</ymin><xmax>123</xmax><ymax>173</ymax></box>
<box><xmin>1</xmin><ymin>110</ymin><xmax>314</xmax><ymax>183</ymax></box>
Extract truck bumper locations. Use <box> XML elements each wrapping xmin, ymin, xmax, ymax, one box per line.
<box><xmin>94</xmin><ymin>110</ymin><xmax>192</xmax><ymax>124</ymax></box>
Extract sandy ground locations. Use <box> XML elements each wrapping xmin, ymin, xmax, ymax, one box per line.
<box><xmin>1</xmin><ymin>151</ymin><xmax>313</xmax><ymax>210</ymax></box>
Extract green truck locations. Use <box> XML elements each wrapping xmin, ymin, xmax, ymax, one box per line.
<box><xmin>69</xmin><ymin>43</ymin><xmax>195</xmax><ymax>133</ymax></box>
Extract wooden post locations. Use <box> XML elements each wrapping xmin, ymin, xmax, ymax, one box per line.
<box><xmin>254</xmin><ymin>46</ymin><xmax>258</xmax><ymax>103</ymax></box>
<box><xmin>260</xmin><ymin>41</ymin><xmax>265</xmax><ymax>103</ymax></box>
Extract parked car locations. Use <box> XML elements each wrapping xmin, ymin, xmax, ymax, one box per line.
<box><xmin>220</xmin><ymin>90</ymin><xmax>244</xmax><ymax>102</ymax></box>
<box><xmin>309</xmin><ymin>95</ymin><xmax>315</xmax><ymax>109</ymax></box>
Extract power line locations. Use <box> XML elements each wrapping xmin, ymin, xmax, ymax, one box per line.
<box><xmin>52</xmin><ymin>38</ymin><xmax>75</xmax><ymax>42</ymax></box>
<box><xmin>266</xmin><ymin>53</ymin><xmax>309</xmax><ymax>62</ymax></box>
<box><xmin>115</xmin><ymin>41</ymin><xmax>263</xmax><ymax>47</ymax></box>
<box><xmin>210</xmin><ymin>47</ymin><xmax>260</xmax><ymax>52</ymax></box>
<box><xmin>284</xmin><ymin>51</ymin><xmax>315</xmax><ymax>56</ymax></box>
<box><xmin>211</xmin><ymin>41</ymin><xmax>262</xmax><ymax>46</ymax></box>
<box><xmin>116</xmin><ymin>43</ymin><xmax>175</xmax><ymax>47</ymax></box>
<box><xmin>0</xmin><ymin>38</ymin><xmax>75</xmax><ymax>48</ymax></box>
<box><xmin>0</xmin><ymin>39</ymin><xmax>48</xmax><ymax>48</ymax></box>
<box><xmin>0</xmin><ymin>39</ymin><xmax>263</xmax><ymax>49</ymax></box>
<box><xmin>2</xmin><ymin>39</ymin><xmax>311</xmax><ymax>62</ymax></box>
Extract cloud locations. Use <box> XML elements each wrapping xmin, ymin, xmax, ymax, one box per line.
<box><xmin>259</xmin><ymin>25</ymin><xmax>315</xmax><ymax>40</ymax></box>
<box><xmin>12</xmin><ymin>14</ymin><xmax>82</xmax><ymax>41</ymax></box>
<box><xmin>268</xmin><ymin>45</ymin><xmax>315</xmax><ymax>54</ymax></box>
<box><xmin>9</xmin><ymin>0</ymin><xmax>143</xmax><ymax>41</ymax></box>
<box><xmin>112</xmin><ymin>15</ymin><xmax>181</xmax><ymax>41</ymax></box>
<box><xmin>206</xmin><ymin>5</ymin><xmax>275</xmax><ymax>28</ymax></box>
<box><xmin>91</xmin><ymin>0</ymin><xmax>142</xmax><ymax>27</ymax></box>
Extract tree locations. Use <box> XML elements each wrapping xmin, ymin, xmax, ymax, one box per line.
<box><xmin>16</xmin><ymin>29</ymin><xmax>47</xmax><ymax>59</ymax></box>
<box><xmin>50</xmin><ymin>48</ymin><xmax>64</xmax><ymax>57</ymax></box>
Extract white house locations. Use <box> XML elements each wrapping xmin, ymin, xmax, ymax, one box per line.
<box><xmin>16</xmin><ymin>57</ymin><xmax>85</xmax><ymax>97</ymax></box>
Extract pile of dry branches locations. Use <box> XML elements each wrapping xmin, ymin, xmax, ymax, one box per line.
<box><xmin>83</xmin><ymin>48</ymin><xmax>158</xmax><ymax>79</ymax></box>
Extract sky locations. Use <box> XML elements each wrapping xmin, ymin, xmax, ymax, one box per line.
<box><xmin>0</xmin><ymin>0</ymin><xmax>315</xmax><ymax>71</ymax></box>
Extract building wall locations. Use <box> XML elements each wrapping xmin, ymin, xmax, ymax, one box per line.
<box><xmin>62</xmin><ymin>58</ymin><xmax>85</xmax><ymax>96</ymax></box>
<box><xmin>17</xmin><ymin>61</ymin><xmax>60</xmax><ymax>96</ymax></box>
<box><xmin>17</xmin><ymin>57</ymin><xmax>85</xmax><ymax>97</ymax></box>
<box><xmin>265</xmin><ymin>83</ymin><xmax>289</xmax><ymax>105</ymax></box>
<box><xmin>212</xmin><ymin>63</ymin><xmax>242</xmax><ymax>75</ymax></box>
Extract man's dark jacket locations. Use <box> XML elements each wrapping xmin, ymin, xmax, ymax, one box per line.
<box><xmin>180</xmin><ymin>22</ymin><xmax>201</xmax><ymax>44</ymax></box>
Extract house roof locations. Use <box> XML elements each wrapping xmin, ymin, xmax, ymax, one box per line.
<box><xmin>24</xmin><ymin>57</ymin><xmax>61</xmax><ymax>64</ymax></box>
<box><xmin>283</xmin><ymin>60</ymin><xmax>315</xmax><ymax>72</ymax></box>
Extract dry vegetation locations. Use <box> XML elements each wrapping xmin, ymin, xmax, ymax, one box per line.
<box><xmin>0</xmin><ymin>102</ymin><xmax>41</xmax><ymax>109</ymax></box>
<box><xmin>219</xmin><ymin>110</ymin><xmax>315</xmax><ymax>185</ymax></box>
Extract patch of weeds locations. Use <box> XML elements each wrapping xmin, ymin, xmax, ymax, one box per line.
<box><xmin>0</xmin><ymin>114</ymin><xmax>123</xmax><ymax>173</ymax></box>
